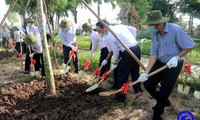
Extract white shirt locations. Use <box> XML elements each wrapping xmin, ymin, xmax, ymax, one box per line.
<box><xmin>14</xmin><ymin>30</ymin><xmax>26</xmax><ymax>42</ymax></box>
<box><xmin>2</xmin><ymin>29</ymin><xmax>10</xmax><ymax>38</ymax></box>
<box><xmin>59</xmin><ymin>23</ymin><xmax>78</xmax><ymax>48</ymax></box>
<box><xmin>105</xmin><ymin>24</ymin><xmax>138</xmax><ymax>63</ymax></box>
<box><xmin>26</xmin><ymin>25</ymin><xmax>42</xmax><ymax>53</ymax></box>
<box><xmin>90</xmin><ymin>30</ymin><xmax>106</xmax><ymax>54</ymax></box>
<box><xmin>46</xmin><ymin>24</ymin><xmax>53</xmax><ymax>34</ymax></box>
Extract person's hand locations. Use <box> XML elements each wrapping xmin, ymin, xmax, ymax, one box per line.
<box><xmin>90</xmin><ymin>53</ymin><xmax>94</xmax><ymax>59</ymax></box>
<box><xmin>138</xmin><ymin>72</ymin><xmax>148</xmax><ymax>82</ymax></box>
<box><xmin>101</xmin><ymin>59</ymin><xmax>108</xmax><ymax>66</ymax></box>
<box><xmin>29</xmin><ymin>53</ymin><xmax>34</xmax><ymax>58</ymax></box>
<box><xmin>111</xmin><ymin>64</ymin><xmax>117</xmax><ymax>70</ymax></box>
<box><xmin>71</xmin><ymin>45</ymin><xmax>76</xmax><ymax>51</ymax></box>
<box><xmin>166</xmin><ymin>56</ymin><xmax>178</xmax><ymax>69</ymax></box>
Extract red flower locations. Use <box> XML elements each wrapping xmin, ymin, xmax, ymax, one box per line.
<box><xmin>100</xmin><ymin>72</ymin><xmax>109</xmax><ymax>83</ymax></box>
<box><xmin>59</xmin><ymin>45</ymin><xmax>63</xmax><ymax>51</ymax></box>
<box><xmin>19</xmin><ymin>53</ymin><xmax>23</xmax><ymax>59</ymax></box>
<box><xmin>82</xmin><ymin>60</ymin><xmax>91</xmax><ymax>70</ymax></box>
<box><xmin>70</xmin><ymin>50</ymin><xmax>76</xmax><ymax>59</ymax></box>
<box><xmin>121</xmin><ymin>82</ymin><xmax>132</xmax><ymax>94</ymax></box>
<box><xmin>94</xmin><ymin>68</ymin><xmax>101</xmax><ymax>76</ymax></box>
<box><xmin>184</xmin><ymin>64</ymin><xmax>192</xmax><ymax>74</ymax></box>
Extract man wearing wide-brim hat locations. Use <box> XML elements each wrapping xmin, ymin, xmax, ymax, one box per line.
<box><xmin>59</xmin><ymin>19</ymin><xmax>80</xmax><ymax>73</ymax></box>
<box><xmin>138</xmin><ymin>10</ymin><xmax>195</xmax><ymax>120</ymax></box>
<box><xmin>22</xmin><ymin>18</ymin><xmax>45</xmax><ymax>79</ymax></box>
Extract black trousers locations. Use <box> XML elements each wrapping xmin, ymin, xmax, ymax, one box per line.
<box><xmin>99</xmin><ymin>47</ymin><xmax>111</xmax><ymax>77</ymax></box>
<box><xmin>25</xmin><ymin>49</ymin><xmax>45</xmax><ymax>77</ymax></box>
<box><xmin>15</xmin><ymin>42</ymin><xmax>26</xmax><ymax>56</ymax></box>
<box><xmin>63</xmin><ymin>45</ymin><xmax>79</xmax><ymax>73</ymax></box>
<box><xmin>114</xmin><ymin>45</ymin><xmax>142</xmax><ymax>98</ymax></box>
<box><xmin>144</xmin><ymin>60</ymin><xmax>183</xmax><ymax>119</ymax></box>
<box><xmin>2</xmin><ymin>37</ymin><xmax>8</xmax><ymax>48</ymax></box>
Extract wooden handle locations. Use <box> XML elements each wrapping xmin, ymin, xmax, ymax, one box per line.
<box><xmin>81</xmin><ymin>0</ymin><xmax>146</xmax><ymax>71</ymax></box>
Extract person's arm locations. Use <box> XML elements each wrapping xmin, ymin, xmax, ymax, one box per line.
<box><xmin>90</xmin><ymin>34</ymin><xmax>98</xmax><ymax>54</ymax></box>
<box><xmin>144</xmin><ymin>55</ymin><xmax>157</xmax><ymax>74</ymax></box>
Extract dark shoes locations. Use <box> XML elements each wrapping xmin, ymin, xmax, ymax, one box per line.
<box><xmin>114</xmin><ymin>94</ymin><xmax>126</xmax><ymax>102</ymax></box>
<box><xmin>152</xmin><ymin>99</ymin><xmax>171</xmax><ymax>110</ymax></box>
<box><xmin>20</xmin><ymin>70</ymin><xmax>30</xmax><ymax>74</ymax></box>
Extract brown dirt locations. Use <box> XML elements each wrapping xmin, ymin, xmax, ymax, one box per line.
<box><xmin>0</xmin><ymin>51</ymin><xmax>200</xmax><ymax>120</ymax></box>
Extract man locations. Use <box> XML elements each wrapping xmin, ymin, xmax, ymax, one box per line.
<box><xmin>138</xmin><ymin>10</ymin><xmax>195</xmax><ymax>120</ymax></box>
<box><xmin>23</xmin><ymin>18</ymin><xmax>45</xmax><ymax>78</ymax></box>
<box><xmin>13</xmin><ymin>26</ymin><xmax>26</xmax><ymax>56</ymax></box>
<box><xmin>2</xmin><ymin>26</ymin><xmax>10</xmax><ymax>49</ymax></box>
<box><xmin>46</xmin><ymin>22</ymin><xmax>53</xmax><ymax>44</ymax></box>
<box><xmin>96</xmin><ymin>20</ymin><xmax>143</xmax><ymax>102</ymax></box>
<box><xmin>59</xmin><ymin>19</ymin><xmax>79</xmax><ymax>73</ymax></box>
<box><xmin>82</xmin><ymin>22</ymin><xmax>111</xmax><ymax>77</ymax></box>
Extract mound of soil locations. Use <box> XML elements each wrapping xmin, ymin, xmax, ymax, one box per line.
<box><xmin>0</xmin><ymin>51</ymin><xmax>15</xmax><ymax>60</ymax></box>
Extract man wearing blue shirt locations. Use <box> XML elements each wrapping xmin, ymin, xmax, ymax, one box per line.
<box><xmin>138</xmin><ymin>10</ymin><xmax>195</xmax><ymax>120</ymax></box>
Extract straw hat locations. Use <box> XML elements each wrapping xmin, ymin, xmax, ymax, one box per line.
<box><xmin>143</xmin><ymin>10</ymin><xmax>169</xmax><ymax>25</ymax></box>
<box><xmin>82</xmin><ymin>23</ymin><xmax>92</xmax><ymax>32</ymax></box>
<box><xmin>25</xmin><ymin>34</ymin><xmax>36</xmax><ymax>45</ymax></box>
<box><xmin>59</xmin><ymin>19</ymin><xmax>71</xmax><ymax>28</ymax></box>
<box><xmin>25</xmin><ymin>18</ymin><xmax>34</xmax><ymax>23</ymax></box>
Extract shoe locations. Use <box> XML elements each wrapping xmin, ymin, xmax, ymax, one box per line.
<box><xmin>152</xmin><ymin>99</ymin><xmax>171</xmax><ymax>110</ymax></box>
<box><xmin>114</xmin><ymin>94</ymin><xmax>126</xmax><ymax>102</ymax></box>
<box><xmin>41</xmin><ymin>76</ymin><xmax>45</xmax><ymax>80</ymax></box>
<box><xmin>21</xmin><ymin>70</ymin><xmax>30</xmax><ymax>74</ymax></box>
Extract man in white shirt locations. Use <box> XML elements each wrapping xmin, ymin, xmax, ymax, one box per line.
<box><xmin>82</xmin><ymin>22</ymin><xmax>111</xmax><ymax>77</ymax></box>
<box><xmin>59</xmin><ymin>19</ymin><xmax>79</xmax><ymax>73</ymax></box>
<box><xmin>13</xmin><ymin>26</ymin><xmax>26</xmax><ymax>56</ymax></box>
<box><xmin>23</xmin><ymin>18</ymin><xmax>45</xmax><ymax>78</ymax></box>
<box><xmin>96</xmin><ymin>20</ymin><xmax>143</xmax><ymax>102</ymax></box>
<box><xmin>2</xmin><ymin>26</ymin><xmax>10</xmax><ymax>49</ymax></box>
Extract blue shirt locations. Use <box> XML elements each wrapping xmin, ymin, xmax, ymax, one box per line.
<box><xmin>150</xmin><ymin>22</ymin><xmax>195</xmax><ymax>63</ymax></box>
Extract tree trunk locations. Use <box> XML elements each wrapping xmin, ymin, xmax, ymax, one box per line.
<box><xmin>36</xmin><ymin>0</ymin><xmax>56</xmax><ymax>95</ymax></box>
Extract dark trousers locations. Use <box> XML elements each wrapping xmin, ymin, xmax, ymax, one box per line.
<box><xmin>114</xmin><ymin>45</ymin><xmax>142</xmax><ymax>98</ymax></box>
<box><xmin>46</xmin><ymin>34</ymin><xmax>51</xmax><ymax>44</ymax></box>
<box><xmin>63</xmin><ymin>45</ymin><xmax>79</xmax><ymax>73</ymax></box>
<box><xmin>144</xmin><ymin>60</ymin><xmax>183</xmax><ymax>119</ymax></box>
<box><xmin>25</xmin><ymin>49</ymin><xmax>45</xmax><ymax>77</ymax></box>
<box><xmin>15</xmin><ymin>42</ymin><xmax>26</xmax><ymax>56</ymax></box>
<box><xmin>99</xmin><ymin>47</ymin><xmax>111</xmax><ymax>77</ymax></box>
<box><xmin>2</xmin><ymin>37</ymin><xmax>8</xmax><ymax>48</ymax></box>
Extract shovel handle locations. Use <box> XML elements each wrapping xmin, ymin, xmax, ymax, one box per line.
<box><xmin>66</xmin><ymin>56</ymin><xmax>72</xmax><ymax>66</ymax></box>
<box><xmin>99</xmin><ymin>65</ymin><xmax>168</xmax><ymax>96</ymax></box>
<box><xmin>29</xmin><ymin>46</ymin><xmax>35</xmax><ymax>72</ymax></box>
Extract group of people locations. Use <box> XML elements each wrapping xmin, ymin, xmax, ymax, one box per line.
<box><xmin>1</xmin><ymin>10</ymin><xmax>195</xmax><ymax>120</ymax></box>
<box><xmin>80</xmin><ymin>10</ymin><xmax>195</xmax><ymax>120</ymax></box>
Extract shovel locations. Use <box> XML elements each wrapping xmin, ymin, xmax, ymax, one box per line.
<box><xmin>99</xmin><ymin>65</ymin><xmax>168</xmax><ymax>96</ymax></box>
<box><xmin>77</xmin><ymin>59</ymin><xmax>91</xmax><ymax>78</ymax></box>
<box><xmin>60</xmin><ymin>56</ymin><xmax>72</xmax><ymax>74</ymax></box>
<box><xmin>28</xmin><ymin>46</ymin><xmax>36</xmax><ymax>77</ymax></box>
<box><xmin>85</xmin><ymin>57</ymin><xmax>122</xmax><ymax>92</ymax></box>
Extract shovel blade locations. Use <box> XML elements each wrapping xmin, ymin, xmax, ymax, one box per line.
<box><xmin>64</xmin><ymin>66</ymin><xmax>71</xmax><ymax>73</ymax></box>
<box><xmin>60</xmin><ymin>63</ymin><xmax>66</xmax><ymax>70</ymax></box>
<box><xmin>77</xmin><ymin>70</ymin><xmax>86</xmax><ymax>78</ymax></box>
<box><xmin>99</xmin><ymin>89</ymin><xmax>121</xmax><ymax>96</ymax></box>
<box><xmin>85</xmin><ymin>83</ymin><xmax>99</xmax><ymax>92</ymax></box>
<box><xmin>19</xmin><ymin>64</ymin><xmax>23</xmax><ymax>70</ymax></box>
<box><xmin>30</xmin><ymin>72</ymin><xmax>35</xmax><ymax>77</ymax></box>
<box><xmin>35</xmin><ymin>71</ymin><xmax>41</xmax><ymax>78</ymax></box>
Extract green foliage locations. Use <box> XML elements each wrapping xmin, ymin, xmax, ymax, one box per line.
<box><xmin>77</xmin><ymin>35</ymin><xmax>91</xmax><ymax>50</ymax></box>
<box><xmin>137</xmin><ymin>31</ymin><xmax>151</xmax><ymax>39</ymax></box>
<box><xmin>191</xmin><ymin>74</ymin><xmax>200</xmax><ymax>91</ymax></box>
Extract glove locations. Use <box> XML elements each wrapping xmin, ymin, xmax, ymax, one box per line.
<box><xmin>71</xmin><ymin>45</ymin><xmax>76</xmax><ymax>51</ymax></box>
<box><xmin>90</xmin><ymin>53</ymin><xmax>94</xmax><ymax>59</ymax></box>
<box><xmin>166</xmin><ymin>56</ymin><xmax>178</xmax><ymax>69</ymax></box>
<box><xmin>111</xmin><ymin>64</ymin><xmax>117</xmax><ymax>70</ymax></box>
<box><xmin>29</xmin><ymin>53</ymin><xmax>34</xmax><ymax>58</ymax></box>
<box><xmin>101</xmin><ymin>59</ymin><xmax>108</xmax><ymax>66</ymax></box>
<box><xmin>138</xmin><ymin>72</ymin><xmax>148</xmax><ymax>82</ymax></box>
